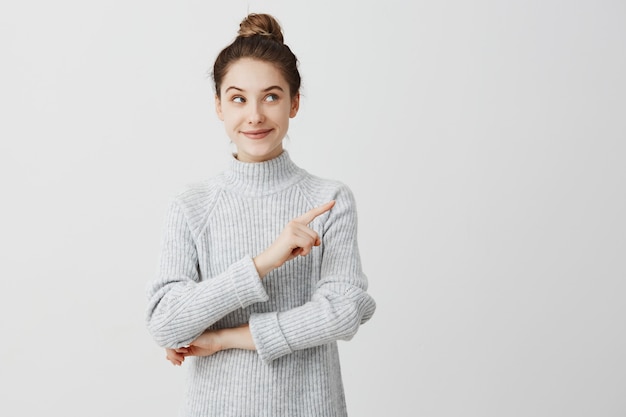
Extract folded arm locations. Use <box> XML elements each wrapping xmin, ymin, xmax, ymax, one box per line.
<box><xmin>249</xmin><ymin>186</ymin><xmax>376</xmax><ymax>363</ymax></box>
<box><xmin>145</xmin><ymin>199</ymin><xmax>268</xmax><ymax>348</ymax></box>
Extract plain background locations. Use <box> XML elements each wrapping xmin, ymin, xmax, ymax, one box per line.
<box><xmin>1</xmin><ymin>0</ymin><xmax>625</xmax><ymax>416</ymax></box>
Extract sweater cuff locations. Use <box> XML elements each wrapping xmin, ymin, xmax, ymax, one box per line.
<box><xmin>249</xmin><ymin>312</ymin><xmax>293</xmax><ymax>363</ymax></box>
<box><xmin>227</xmin><ymin>256</ymin><xmax>269</xmax><ymax>308</ymax></box>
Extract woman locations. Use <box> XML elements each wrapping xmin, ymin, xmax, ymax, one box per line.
<box><xmin>146</xmin><ymin>13</ymin><xmax>376</xmax><ymax>417</ymax></box>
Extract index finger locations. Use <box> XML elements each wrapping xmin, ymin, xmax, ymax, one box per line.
<box><xmin>294</xmin><ymin>200</ymin><xmax>336</xmax><ymax>225</ymax></box>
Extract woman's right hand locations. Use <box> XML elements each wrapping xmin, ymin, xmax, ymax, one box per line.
<box><xmin>253</xmin><ymin>200</ymin><xmax>335</xmax><ymax>278</ymax></box>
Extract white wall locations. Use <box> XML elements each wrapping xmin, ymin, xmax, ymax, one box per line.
<box><xmin>1</xmin><ymin>0</ymin><xmax>625</xmax><ymax>416</ymax></box>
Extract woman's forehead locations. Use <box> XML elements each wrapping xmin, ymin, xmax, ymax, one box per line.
<box><xmin>222</xmin><ymin>58</ymin><xmax>288</xmax><ymax>92</ymax></box>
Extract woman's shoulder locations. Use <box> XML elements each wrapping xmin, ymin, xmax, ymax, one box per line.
<box><xmin>165</xmin><ymin>177</ymin><xmax>225</xmax><ymax>235</ymax></box>
<box><xmin>173</xmin><ymin>176</ymin><xmax>224</xmax><ymax>206</ymax></box>
<box><xmin>299</xmin><ymin>171</ymin><xmax>357</xmax><ymax>208</ymax></box>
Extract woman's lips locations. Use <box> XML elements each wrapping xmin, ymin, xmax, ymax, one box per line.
<box><xmin>241</xmin><ymin>129</ymin><xmax>273</xmax><ymax>140</ymax></box>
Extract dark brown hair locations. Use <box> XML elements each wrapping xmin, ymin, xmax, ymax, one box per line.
<box><xmin>212</xmin><ymin>13</ymin><xmax>301</xmax><ymax>98</ymax></box>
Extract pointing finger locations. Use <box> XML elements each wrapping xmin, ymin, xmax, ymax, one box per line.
<box><xmin>294</xmin><ymin>200</ymin><xmax>335</xmax><ymax>225</ymax></box>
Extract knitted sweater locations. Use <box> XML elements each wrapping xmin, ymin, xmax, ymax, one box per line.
<box><xmin>146</xmin><ymin>151</ymin><xmax>376</xmax><ymax>417</ymax></box>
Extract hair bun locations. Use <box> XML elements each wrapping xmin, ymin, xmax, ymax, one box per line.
<box><xmin>237</xmin><ymin>13</ymin><xmax>284</xmax><ymax>44</ymax></box>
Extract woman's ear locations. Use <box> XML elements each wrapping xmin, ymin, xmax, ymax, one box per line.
<box><xmin>289</xmin><ymin>93</ymin><xmax>300</xmax><ymax>118</ymax></box>
<box><xmin>215</xmin><ymin>95</ymin><xmax>224</xmax><ymax>121</ymax></box>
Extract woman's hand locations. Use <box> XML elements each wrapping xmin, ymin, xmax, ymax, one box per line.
<box><xmin>254</xmin><ymin>200</ymin><xmax>335</xmax><ymax>278</ymax></box>
<box><xmin>163</xmin><ymin>331</ymin><xmax>223</xmax><ymax>364</ymax></box>
<box><xmin>181</xmin><ymin>329</ymin><xmax>224</xmax><ymax>358</ymax></box>
<box><xmin>165</xmin><ymin>348</ymin><xmax>186</xmax><ymax>366</ymax></box>
<box><xmin>164</xmin><ymin>324</ymin><xmax>256</xmax><ymax>364</ymax></box>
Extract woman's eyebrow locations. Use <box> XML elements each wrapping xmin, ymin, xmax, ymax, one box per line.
<box><xmin>263</xmin><ymin>85</ymin><xmax>284</xmax><ymax>92</ymax></box>
<box><xmin>224</xmin><ymin>85</ymin><xmax>284</xmax><ymax>93</ymax></box>
<box><xmin>225</xmin><ymin>86</ymin><xmax>243</xmax><ymax>93</ymax></box>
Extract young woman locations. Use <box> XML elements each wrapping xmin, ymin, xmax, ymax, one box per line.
<box><xmin>146</xmin><ymin>13</ymin><xmax>376</xmax><ymax>417</ymax></box>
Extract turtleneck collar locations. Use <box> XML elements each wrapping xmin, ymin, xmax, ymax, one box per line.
<box><xmin>222</xmin><ymin>151</ymin><xmax>305</xmax><ymax>196</ymax></box>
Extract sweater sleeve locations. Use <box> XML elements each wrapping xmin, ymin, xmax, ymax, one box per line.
<box><xmin>248</xmin><ymin>185</ymin><xmax>376</xmax><ymax>363</ymax></box>
<box><xmin>146</xmin><ymin>199</ymin><xmax>269</xmax><ymax>348</ymax></box>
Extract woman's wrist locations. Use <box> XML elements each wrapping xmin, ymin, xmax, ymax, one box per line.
<box><xmin>221</xmin><ymin>325</ymin><xmax>256</xmax><ymax>351</ymax></box>
<box><xmin>253</xmin><ymin>252</ymin><xmax>274</xmax><ymax>279</ymax></box>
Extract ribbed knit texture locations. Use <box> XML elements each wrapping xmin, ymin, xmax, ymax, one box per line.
<box><xmin>146</xmin><ymin>151</ymin><xmax>376</xmax><ymax>417</ymax></box>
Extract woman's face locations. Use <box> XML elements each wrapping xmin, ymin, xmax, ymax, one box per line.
<box><xmin>216</xmin><ymin>58</ymin><xmax>299</xmax><ymax>163</ymax></box>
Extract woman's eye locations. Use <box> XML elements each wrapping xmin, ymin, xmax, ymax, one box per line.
<box><xmin>232</xmin><ymin>96</ymin><xmax>245</xmax><ymax>103</ymax></box>
<box><xmin>265</xmin><ymin>94</ymin><xmax>279</xmax><ymax>102</ymax></box>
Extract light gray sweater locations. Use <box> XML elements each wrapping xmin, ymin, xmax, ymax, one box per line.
<box><xmin>146</xmin><ymin>151</ymin><xmax>376</xmax><ymax>417</ymax></box>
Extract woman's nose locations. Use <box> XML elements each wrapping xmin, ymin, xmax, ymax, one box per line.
<box><xmin>248</xmin><ymin>103</ymin><xmax>264</xmax><ymax>124</ymax></box>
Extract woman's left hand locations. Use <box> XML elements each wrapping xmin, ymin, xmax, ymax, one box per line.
<box><xmin>181</xmin><ymin>330</ymin><xmax>224</xmax><ymax>357</ymax></box>
<box><xmin>165</xmin><ymin>348</ymin><xmax>186</xmax><ymax>366</ymax></box>
<box><xmin>165</xmin><ymin>324</ymin><xmax>256</xmax><ymax>363</ymax></box>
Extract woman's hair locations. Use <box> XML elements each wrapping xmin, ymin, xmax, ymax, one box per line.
<box><xmin>212</xmin><ymin>13</ymin><xmax>301</xmax><ymax>98</ymax></box>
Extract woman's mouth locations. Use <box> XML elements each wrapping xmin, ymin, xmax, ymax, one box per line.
<box><xmin>241</xmin><ymin>129</ymin><xmax>273</xmax><ymax>140</ymax></box>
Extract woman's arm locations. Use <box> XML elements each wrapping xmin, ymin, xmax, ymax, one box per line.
<box><xmin>160</xmin><ymin>188</ymin><xmax>375</xmax><ymax>363</ymax></box>
<box><xmin>163</xmin><ymin>201</ymin><xmax>338</xmax><ymax>363</ymax></box>
<box><xmin>165</xmin><ymin>324</ymin><xmax>255</xmax><ymax>364</ymax></box>
<box><xmin>248</xmin><ymin>185</ymin><xmax>376</xmax><ymax>363</ymax></box>
<box><xmin>146</xmin><ymin>198</ymin><xmax>269</xmax><ymax>349</ymax></box>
